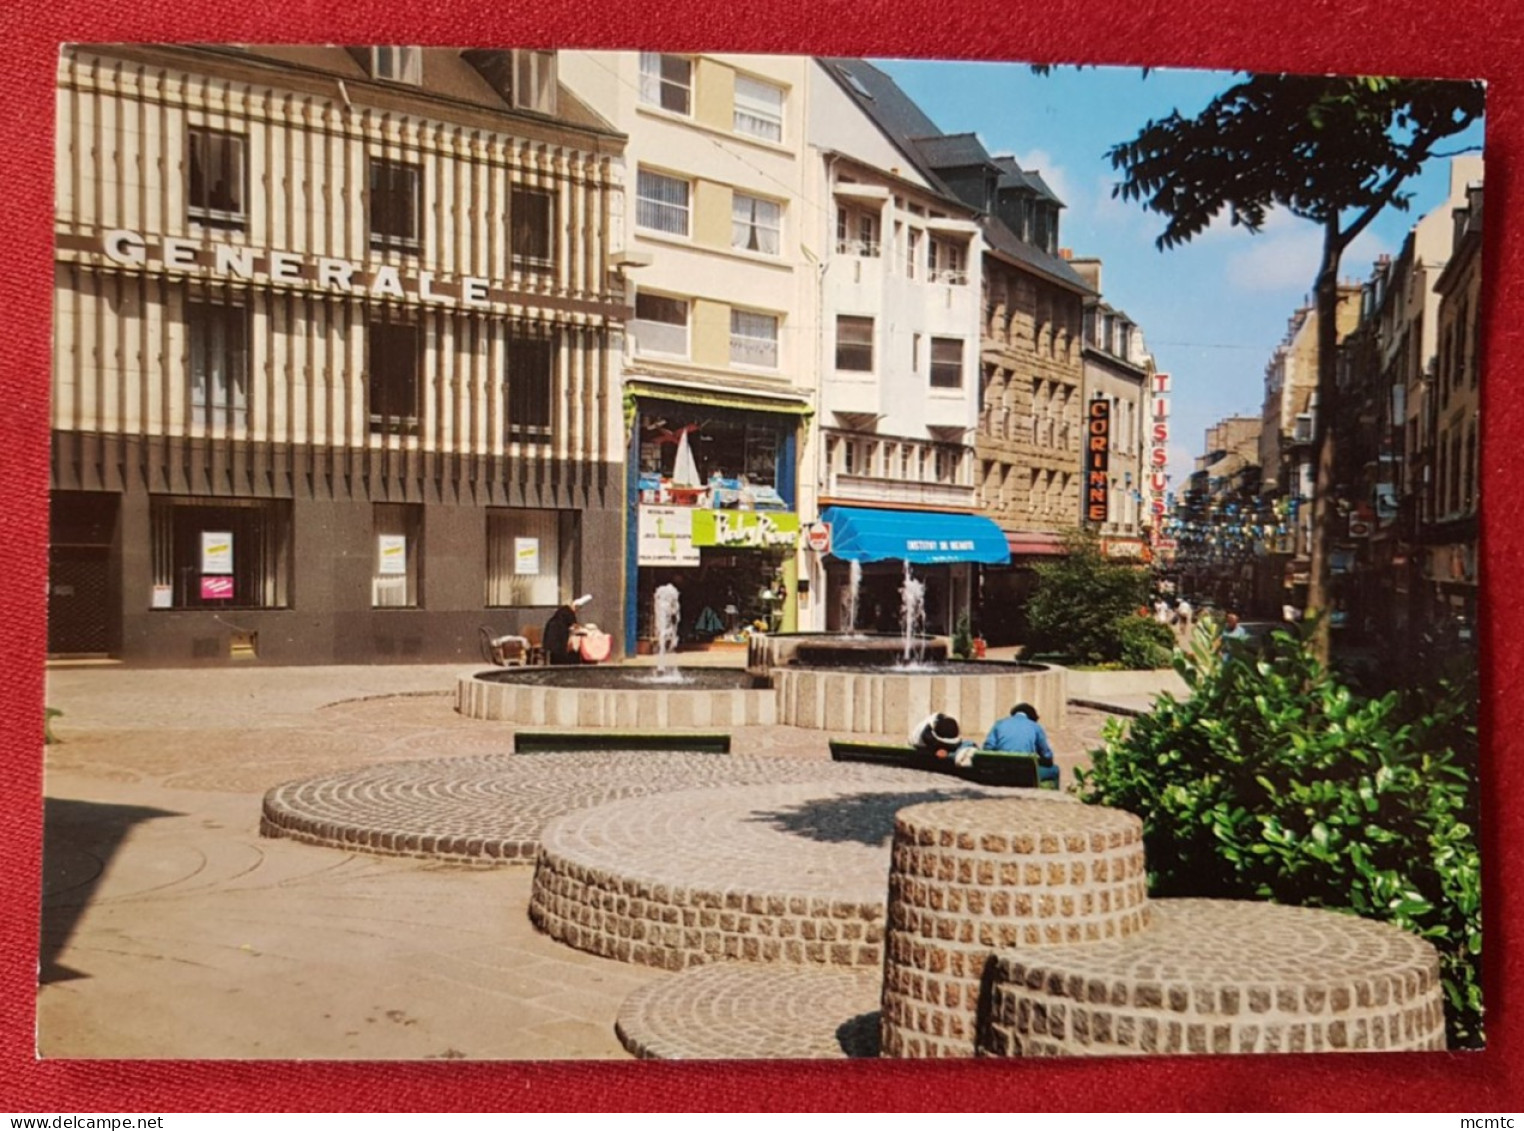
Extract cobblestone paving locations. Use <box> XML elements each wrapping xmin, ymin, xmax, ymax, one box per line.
<box><xmin>260</xmin><ymin>751</ymin><xmax>1013</xmax><ymax>865</ymax></box>
<box><xmin>531</xmin><ymin>781</ymin><xmax>1073</xmax><ymax>970</ymax></box>
<box><xmin>981</xmin><ymin>899</ymin><xmax>1447</xmax><ymax>1056</ymax></box>
<box><xmin>616</xmin><ymin>963</ymin><xmax>883</xmax><ymax>1059</ymax></box>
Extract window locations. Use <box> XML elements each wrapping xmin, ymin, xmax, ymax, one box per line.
<box><xmin>369</xmin><ymin>159</ymin><xmax>421</xmax><ymax>252</ymax></box>
<box><xmin>930</xmin><ymin>337</ymin><xmax>963</xmax><ymax>389</ymax></box>
<box><xmin>633</xmin><ymin>292</ymin><xmax>689</xmax><ymax>357</ymax></box>
<box><xmin>371</xmin><ymin>47</ymin><xmax>421</xmax><ymax>85</ymax></box>
<box><xmin>506</xmin><ymin>335</ymin><xmax>554</xmax><ymax>442</ymax></box>
<box><xmin>731</xmin><ymin>193</ymin><xmax>781</xmax><ymax>255</ymax></box>
<box><xmin>928</xmin><ymin>237</ymin><xmax>967</xmax><ymax>284</ymax></box>
<box><xmin>905</xmin><ymin>228</ymin><xmax>921</xmax><ymax>279</ymax></box>
<box><xmin>733</xmin><ymin>75</ymin><xmax>784</xmax><ymax>142</ymax></box>
<box><xmin>511</xmin><ymin>187</ymin><xmax>555</xmax><ymax>273</ymax></box>
<box><xmin>636</xmin><ymin>169</ymin><xmax>690</xmax><ymax>236</ymax></box>
<box><xmin>639</xmin><ymin>53</ymin><xmax>692</xmax><ymax>115</ymax></box>
<box><xmin>843</xmin><ymin>439</ymin><xmax>856</xmax><ymax>475</ymax></box>
<box><xmin>836</xmin><ymin>206</ymin><xmax>879</xmax><ymax>257</ymax></box>
<box><xmin>487</xmin><ymin>509</ymin><xmax>574</xmax><ymax>607</ymax></box>
<box><xmin>187</xmin><ymin>129</ymin><xmax>246</xmax><ymax>229</ymax></box>
<box><xmin>513</xmin><ymin>49</ymin><xmax>556</xmax><ymax>113</ymax></box>
<box><xmin>836</xmin><ymin>315</ymin><xmax>874</xmax><ymax>372</ymax></box>
<box><xmin>730</xmin><ymin>309</ymin><xmax>779</xmax><ymax>369</ymax></box>
<box><xmin>150</xmin><ymin>496</ymin><xmax>291</xmax><ymax>609</ymax></box>
<box><xmin>373</xmin><ymin>503</ymin><xmax>421</xmax><ymax>608</ymax></box>
<box><xmin>368</xmin><ymin>320</ymin><xmax>420</xmax><ymax>435</ymax></box>
<box><xmin>187</xmin><ymin>300</ymin><xmax>248</xmax><ymax>429</ymax></box>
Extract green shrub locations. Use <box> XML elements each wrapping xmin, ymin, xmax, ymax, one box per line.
<box><xmin>1114</xmin><ymin>614</ymin><xmax>1176</xmax><ymax>670</ymax></box>
<box><xmin>1074</xmin><ymin>619</ymin><xmax>1483</xmax><ymax>1048</ymax></box>
<box><xmin>1026</xmin><ymin>530</ymin><xmax>1153</xmax><ymax>666</ymax></box>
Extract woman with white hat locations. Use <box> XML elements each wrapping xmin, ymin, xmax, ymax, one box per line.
<box><xmin>544</xmin><ymin>594</ymin><xmax>593</xmax><ymax>664</ymax></box>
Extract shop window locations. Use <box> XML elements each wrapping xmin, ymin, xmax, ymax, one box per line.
<box><xmin>636</xmin><ymin>168</ymin><xmax>691</xmax><ymax>236</ymax></box>
<box><xmin>506</xmin><ymin>334</ymin><xmax>554</xmax><ymax>443</ymax></box>
<box><xmin>150</xmin><ymin>496</ymin><xmax>291</xmax><ymax>609</ymax></box>
<box><xmin>368</xmin><ymin>319</ymin><xmax>420</xmax><ymax>436</ymax></box>
<box><xmin>187</xmin><ymin>299</ymin><xmax>248</xmax><ymax>429</ymax></box>
<box><xmin>930</xmin><ymin>337</ymin><xmax>963</xmax><ymax>389</ymax></box>
<box><xmin>633</xmin><ymin>292</ymin><xmax>689</xmax><ymax>357</ymax></box>
<box><xmin>369</xmin><ymin>159</ymin><xmax>422</xmax><ymax>252</ymax></box>
<box><xmin>486</xmin><ymin>509</ymin><xmax>572</xmax><ymax>607</ymax></box>
<box><xmin>373</xmin><ymin>503</ymin><xmax>421</xmax><ymax>608</ymax></box>
<box><xmin>836</xmin><ymin>315</ymin><xmax>874</xmax><ymax>372</ymax></box>
<box><xmin>734</xmin><ymin>74</ymin><xmax>784</xmax><ymax>142</ymax></box>
<box><xmin>639</xmin><ymin>53</ymin><xmax>693</xmax><ymax>116</ymax></box>
<box><xmin>730</xmin><ymin>309</ymin><xmax>778</xmax><ymax>369</ymax></box>
<box><xmin>511</xmin><ymin>187</ymin><xmax>555</xmax><ymax>273</ymax></box>
<box><xmin>187</xmin><ymin>128</ymin><xmax>246</xmax><ymax>230</ymax></box>
<box><xmin>732</xmin><ymin>193</ymin><xmax>781</xmax><ymax>255</ymax></box>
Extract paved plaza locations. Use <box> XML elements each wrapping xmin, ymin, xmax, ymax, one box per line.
<box><xmin>39</xmin><ymin>655</ymin><xmax>1112</xmax><ymax>1061</ymax></box>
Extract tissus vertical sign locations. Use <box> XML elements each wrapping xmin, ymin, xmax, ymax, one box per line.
<box><xmin>1149</xmin><ymin>372</ymin><xmax>1172</xmax><ymax>531</ymax></box>
<box><xmin>1087</xmin><ymin>398</ymin><xmax>1110</xmax><ymax>524</ymax></box>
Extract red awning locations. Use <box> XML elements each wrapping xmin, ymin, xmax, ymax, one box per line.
<box><xmin>1004</xmin><ymin>531</ymin><xmax>1067</xmax><ymax>557</ymax></box>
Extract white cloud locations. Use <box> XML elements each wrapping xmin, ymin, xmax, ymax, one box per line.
<box><xmin>1223</xmin><ymin>210</ymin><xmax>1392</xmax><ymax>293</ymax></box>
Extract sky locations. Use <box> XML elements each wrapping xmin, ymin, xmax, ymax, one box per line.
<box><xmin>874</xmin><ymin>59</ymin><xmax>1486</xmax><ymax>494</ymax></box>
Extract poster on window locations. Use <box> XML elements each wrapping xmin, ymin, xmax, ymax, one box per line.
<box><xmin>514</xmin><ymin>537</ymin><xmax>541</xmax><ymax>575</ymax></box>
<box><xmin>201</xmin><ymin>531</ymin><xmax>233</xmax><ymax>575</ymax></box>
<box><xmin>200</xmin><ymin>576</ymin><xmax>234</xmax><ymax>601</ymax></box>
<box><xmin>378</xmin><ymin>534</ymin><xmax>407</xmax><ymax>575</ymax></box>
<box><xmin>151</xmin><ymin>584</ymin><xmax>173</xmax><ymax>609</ymax></box>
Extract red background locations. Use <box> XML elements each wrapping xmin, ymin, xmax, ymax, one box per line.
<box><xmin>3</xmin><ymin>0</ymin><xmax>1519</xmax><ymax>1112</ymax></box>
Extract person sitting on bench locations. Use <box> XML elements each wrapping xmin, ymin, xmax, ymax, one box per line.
<box><xmin>981</xmin><ymin>702</ymin><xmax>1061</xmax><ymax>785</ymax></box>
<box><xmin>909</xmin><ymin>712</ymin><xmax>977</xmax><ymax>767</ymax></box>
<box><xmin>544</xmin><ymin>594</ymin><xmax>593</xmax><ymax>664</ymax></box>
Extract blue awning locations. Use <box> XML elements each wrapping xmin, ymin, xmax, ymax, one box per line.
<box><xmin>819</xmin><ymin>506</ymin><xmax>1011</xmax><ymax>565</ymax></box>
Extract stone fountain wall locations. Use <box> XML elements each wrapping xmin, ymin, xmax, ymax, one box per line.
<box><xmin>456</xmin><ymin>670</ymin><xmax>777</xmax><ymax>728</ymax></box>
<box><xmin>771</xmin><ymin>664</ymin><xmax>1067</xmax><ymax>735</ymax></box>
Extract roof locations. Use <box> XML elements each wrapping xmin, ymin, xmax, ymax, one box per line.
<box><xmin>820</xmin><ymin>56</ymin><xmax>1090</xmax><ymax>295</ymax></box>
<box><xmin>991</xmin><ymin>156</ymin><xmax>1062</xmax><ymax>206</ymax></box>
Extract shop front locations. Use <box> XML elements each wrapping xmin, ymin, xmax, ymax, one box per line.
<box><xmin>814</xmin><ymin>506</ymin><xmax>1010</xmax><ymax>637</ymax></box>
<box><xmin>624</xmin><ymin>383</ymin><xmax>807</xmax><ymax>654</ymax></box>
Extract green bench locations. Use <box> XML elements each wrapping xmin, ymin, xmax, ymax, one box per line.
<box><xmin>828</xmin><ymin>740</ymin><xmax>1058</xmax><ymax>789</ymax></box>
<box><xmin>512</xmin><ymin>731</ymin><xmax>732</xmax><ymax>755</ymax></box>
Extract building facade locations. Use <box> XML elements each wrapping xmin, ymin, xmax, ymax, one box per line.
<box><xmin>557</xmin><ymin>51</ymin><xmax>814</xmax><ymax>652</ymax></box>
<box><xmin>50</xmin><ymin>45</ymin><xmax>628</xmax><ymax>663</ymax></box>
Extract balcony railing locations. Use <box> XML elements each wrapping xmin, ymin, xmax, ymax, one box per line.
<box><xmin>828</xmin><ymin>472</ymin><xmax>973</xmax><ymax>510</ymax></box>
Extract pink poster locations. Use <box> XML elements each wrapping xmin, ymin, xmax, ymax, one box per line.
<box><xmin>200</xmin><ymin>576</ymin><xmax>234</xmax><ymax>601</ymax></box>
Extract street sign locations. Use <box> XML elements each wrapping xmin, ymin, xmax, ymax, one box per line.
<box><xmin>806</xmin><ymin>522</ymin><xmax>831</xmax><ymax>553</ymax></box>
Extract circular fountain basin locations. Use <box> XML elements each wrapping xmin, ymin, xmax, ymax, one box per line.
<box><xmin>790</xmin><ymin>637</ymin><xmax>949</xmax><ymax>668</ymax></box>
<box><xmin>457</xmin><ymin>666</ymin><xmax>775</xmax><ymax>727</ymax></box>
<box><xmin>772</xmin><ymin>658</ymin><xmax>1067</xmax><ymax>736</ymax></box>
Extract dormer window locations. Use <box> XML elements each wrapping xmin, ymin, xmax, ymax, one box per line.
<box><xmin>371</xmin><ymin>47</ymin><xmax>421</xmax><ymax>85</ymax></box>
<box><xmin>512</xmin><ymin>50</ymin><xmax>556</xmax><ymax>114</ymax></box>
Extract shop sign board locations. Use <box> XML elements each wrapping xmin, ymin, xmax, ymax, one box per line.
<box><xmin>691</xmin><ymin>510</ymin><xmax>800</xmax><ymax>549</ymax></box>
<box><xmin>638</xmin><ymin>506</ymin><xmax>701</xmax><ymax>566</ymax></box>
<box><xmin>1087</xmin><ymin>398</ymin><xmax>1111</xmax><ymax>524</ymax></box>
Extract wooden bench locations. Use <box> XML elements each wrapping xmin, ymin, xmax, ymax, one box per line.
<box><xmin>827</xmin><ymin>740</ymin><xmax>1059</xmax><ymax>789</ymax></box>
<box><xmin>512</xmin><ymin>731</ymin><xmax>732</xmax><ymax>755</ymax></box>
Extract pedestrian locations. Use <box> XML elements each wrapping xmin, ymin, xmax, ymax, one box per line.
<box><xmin>1154</xmin><ymin>598</ymin><xmax>1171</xmax><ymax>626</ymax></box>
<box><xmin>544</xmin><ymin>594</ymin><xmax>593</xmax><ymax>664</ymax></box>
<box><xmin>908</xmin><ymin>712</ymin><xmax>976</xmax><ymax>767</ymax></box>
<box><xmin>1223</xmin><ymin>612</ymin><xmax>1249</xmax><ymax>640</ymax></box>
<box><xmin>981</xmin><ymin>703</ymin><xmax>1060</xmax><ymax>786</ymax></box>
<box><xmin>1176</xmin><ymin>597</ymin><xmax>1193</xmax><ymax>630</ymax></box>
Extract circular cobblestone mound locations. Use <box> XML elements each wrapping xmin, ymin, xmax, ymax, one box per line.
<box><xmin>616</xmin><ymin>963</ymin><xmax>882</xmax><ymax>1059</ymax></box>
<box><xmin>978</xmin><ymin>899</ymin><xmax>1447</xmax><ymax>1057</ymax></box>
<box><xmin>531</xmin><ymin>781</ymin><xmax>1073</xmax><ymax>970</ymax></box>
<box><xmin>881</xmin><ymin>797</ymin><xmax>1149</xmax><ymax>1058</ymax></box>
<box><xmin>260</xmin><ymin>752</ymin><xmax>960</xmax><ymax>865</ymax></box>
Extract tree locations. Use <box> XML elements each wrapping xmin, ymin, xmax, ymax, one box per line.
<box><xmin>1026</xmin><ymin>530</ymin><xmax>1169</xmax><ymax>667</ymax></box>
<box><xmin>1109</xmin><ymin>75</ymin><xmax>1484</xmax><ymax>660</ymax></box>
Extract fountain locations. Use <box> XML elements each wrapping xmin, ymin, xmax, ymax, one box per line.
<box><xmin>845</xmin><ymin>560</ymin><xmax>862</xmax><ymax>633</ymax></box>
<box><xmin>899</xmin><ymin>563</ymin><xmax>927</xmax><ymax>666</ymax></box>
<box><xmin>459</xmin><ymin>586</ymin><xmax>769</xmax><ymax>726</ymax></box>
<box><xmin>651</xmin><ymin>583</ymin><xmax>685</xmax><ymax>683</ymax></box>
